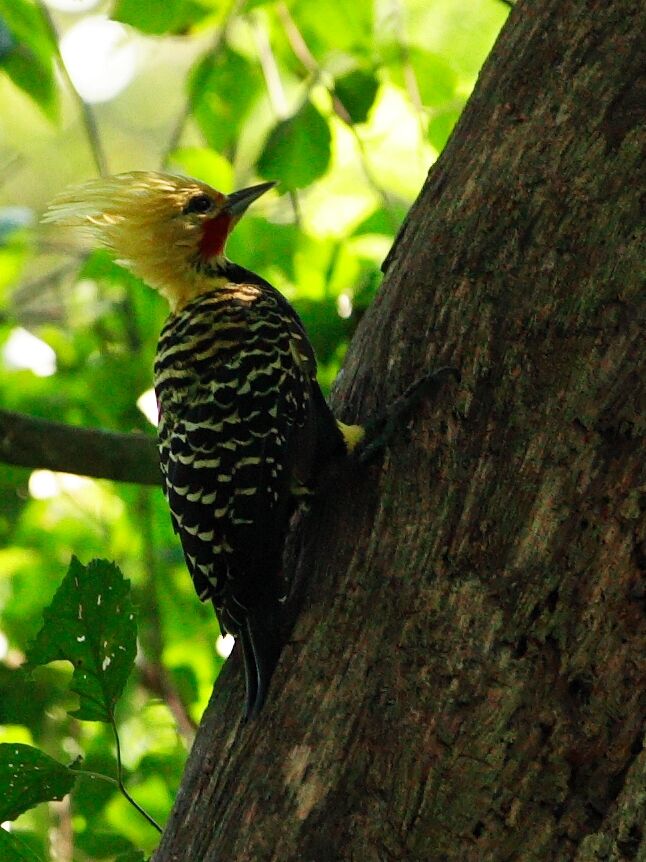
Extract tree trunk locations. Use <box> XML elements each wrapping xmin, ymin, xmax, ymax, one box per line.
<box><xmin>152</xmin><ymin>0</ymin><xmax>645</xmax><ymax>859</ymax></box>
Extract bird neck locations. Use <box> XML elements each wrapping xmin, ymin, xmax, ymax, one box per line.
<box><xmin>161</xmin><ymin>254</ymin><xmax>233</xmax><ymax>313</ymax></box>
<box><xmin>163</xmin><ymin>255</ymin><xmax>272</xmax><ymax>314</ymax></box>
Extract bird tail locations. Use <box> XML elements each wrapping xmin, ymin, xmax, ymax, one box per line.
<box><xmin>240</xmin><ymin>609</ymin><xmax>283</xmax><ymax>721</ymax></box>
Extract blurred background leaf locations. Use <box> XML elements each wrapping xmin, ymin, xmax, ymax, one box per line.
<box><xmin>258</xmin><ymin>99</ymin><xmax>331</xmax><ymax>188</ymax></box>
<box><xmin>0</xmin><ymin>0</ymin><xmax>59</xmax><ymax>120</ymax></box>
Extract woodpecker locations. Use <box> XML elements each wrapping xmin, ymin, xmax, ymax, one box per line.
<box><xmin>44</xmin><ymin>172</ymin><xmax>366</xmax><ymax>720</ymax></box>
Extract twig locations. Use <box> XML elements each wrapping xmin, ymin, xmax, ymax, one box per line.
<box><xmin>252</xmin><ymin>16</ymin><xmax>290</xmax><ymax>118</ymax></box>
<box><xmin>252</xmin><ymin>13</ymin><xmax>301</xmax><ymax>223</ymax></box>
<box><xmin>36</xmin><ymin>0</ymin><xmax>108</xmax><ymax>176</ymax></box>
<box><xmin>136</xmin><ymin>488</ymin><xmax>198</xmax><ymax>742</ymax></box>
<box><xmin>74</xmin><ymin>739</ymin><xmax>164</xmax><ymax>833</ymax></box>
<box><xmin>49</xmin><ymin>796</ymin><xmax>73</xmax><ymax>862</ymax></box>
<box><xmin>11</xmin><ymin>261</ymin><xmax>81</xmax><ymax>308</ymax></box>
<box><xmin>276</xmin><ymin>3</ymin><xmax>316</xmax><ymax>74</ymax></box>
<box><xmin>111</xmin><ymin>716</ymin><xmax>163</xmax><ymax>833</ymax></box>
<box><xmin>0</xmin><ymin>408</ymin><xmax>160</xmax><ymax>485</ymax></box>
<box><xmin>138</xmin><ymin>660</ymin><xmax>198</xmax><ymax>741</ymax></box>
<box><xmin>390</xmin><ymin>0</ymin><xmax>426</xmax><ymax>144</ymax></box>
<box><xmin>276</xmin><ymin>2</ymin><xmax>398</xmax><ymax>225</ymax></box>
<box><xmin>162</xmin><ymin>0</ymin><xmax>247</xmax><ymax>167</ymax></box>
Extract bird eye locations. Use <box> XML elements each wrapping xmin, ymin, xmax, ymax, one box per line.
<box><xmin>184</xmin><ymin>194</ymin><xmax>214</xmax><ymax>215</ymax></box>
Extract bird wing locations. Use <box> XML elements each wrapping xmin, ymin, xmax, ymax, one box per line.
<box><xmin>155</xmin><ymin>285</ymin><xmax>316</xmax><ymax>630</ymax></box>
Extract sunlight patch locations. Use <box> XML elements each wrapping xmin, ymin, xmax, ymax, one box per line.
<box><xmin>137</xmin><ymin>388</ymin><xmax>159</xmax><ymax>426</ymax></box>
<box><xmin>60</xmin><ymin>16</ymin><xmax>138</xmax><ymax>104</ymax></box>
<box><xmin>3</xmin><ymin>327</ymin><xmax>56</xmax><ymax>377</ymax></box>
<box><xmin>216</xmin><ymin>634</ymin><xmax>235</xmax><ymax>658</ymax></box>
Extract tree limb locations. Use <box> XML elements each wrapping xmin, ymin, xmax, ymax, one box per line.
<box><xmin>0</xmin><ymin>409</ymin><xmax>160</xmax><ymax>486</ymax></box>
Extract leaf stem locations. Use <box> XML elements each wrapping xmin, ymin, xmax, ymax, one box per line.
<box><xmin>110</xmin><ymin>716</ymin><xmax>163</xmax><ymax>834</ymax></box>
<box><xmin>74</xmin><ymin>769</ymin><xmax>119</xmax><ymax>787</ymax></box>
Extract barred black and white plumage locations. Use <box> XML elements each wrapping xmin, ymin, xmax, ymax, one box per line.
<box><xmin>43</xmin><ymin>172</ymin><xmax>366</xmax><ymax>720</ymax></box>
<box><xmin>155</xmin><ymin>269</ymin><xmax>345</xmax><ymax>716</ymax></box>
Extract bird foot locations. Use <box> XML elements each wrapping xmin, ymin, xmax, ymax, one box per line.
<box><xmin>356</xmin><ymin>366</ymin><xmax>460</xmax><ymax>464</ymax></box>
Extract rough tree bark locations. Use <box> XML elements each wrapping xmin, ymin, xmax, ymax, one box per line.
<box><xmin>153</xmin><ymin>0</ymin><xmax>645</xmax><ymax>860</ymax></box>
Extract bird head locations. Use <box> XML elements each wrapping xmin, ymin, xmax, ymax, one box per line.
<box><xmin>43</xmin><ymin>172</ymin><xmax>275</xmax><ymax>311</ymax></box>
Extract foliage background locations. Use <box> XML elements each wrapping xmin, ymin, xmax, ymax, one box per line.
<box><xmin>0</xmin><ymin>0</ymin><xmax>507</xmax><ymax>858</ymax></box>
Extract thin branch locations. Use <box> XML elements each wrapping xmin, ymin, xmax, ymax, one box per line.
<box><xmin>252</xmin><ymin>16</ymin><xmax>290</xmax><ymax>119</ymax></box>
<box><xmin>0</xmin><ymin>409</ymin><xmax>160</xmax><ymax>486</ymax></box>
<box><xmin>138</xmin><ymin>659</ymin><xmax>198</xmax><ymax>742</ymax></box>
<box><xmin>36</xmin><ymin>0</ymin><xmax>108</xmax><ymax>176</ymax></box>
<box><xmin>162</xmin><ymin>0</ymin><xmax>247</xmax><ymax>167</ymax></box>
<box><xmin>136</xmin><ymin>488</ymin><xmax>198</xmax><ymax>742</ymax></box>
<box><xmin>111</xmin><ymin>716</ymin><xmax>163</xmax><ymax>834</ymax></box>
<box><xmin>276</xmin><ymin>2</ymin><xmax>398</xmax><ymax>225</ymax></box>
<box><xmin>276</xmin><ymin>3</ymin><xmax>317</xmax><ymax>75</ymax></box>
<box><xmin>11</xmin><ymin>261</ymin><xmax>81</xmax><ymax>308</ymax></box>
<box><xmin>49</xmin><ymin>796</ymin><xmax>74</xmax><ymax>862</ymax></box>
<box><xmin>252</xmin><ymin>13</ymin><xmax>301</xmax><ymax>224</ymax></box>
<box><xmin>390</xmin><ymin>0</ymin><xmax>427</xmax><ymax>147</ymax></box>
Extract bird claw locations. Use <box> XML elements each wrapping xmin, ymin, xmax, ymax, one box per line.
<box><xmin>357</xmin><ymin>366</ymin><xmax>460</xmax><ymax>464</ymax></box>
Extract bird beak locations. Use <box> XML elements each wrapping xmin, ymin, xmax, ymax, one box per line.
<box><xmin>224</xmin><ymin>182</ymin><xmax>276</xmax><ymax>216</ymax></box>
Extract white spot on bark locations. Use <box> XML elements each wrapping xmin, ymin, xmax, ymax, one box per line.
<box><xmin>284</xmin><ymin>744</ymin><xmax>311</xmax><ymax>786</ymax></box>
<box><xmin>296</xmin><ymin>775</ymin><xmax>327</xmax><ymax>820</ymax></box>
<box><xmin>284</xmin><ymin>744</ymin><xmax>330</xmax><ymax>820</ymax></box>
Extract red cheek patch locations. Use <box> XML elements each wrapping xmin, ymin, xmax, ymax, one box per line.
<box><xmin>199</xmin><ymin>214</ymin><xmax>233</xmax><ymax>259</ymax></box>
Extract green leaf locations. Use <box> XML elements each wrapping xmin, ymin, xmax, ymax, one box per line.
<box><xmin>0</xmin><ymin>1</ymin><xmax>53</xmax><ymax>65</ymax></box>
<box><xmin>189</xmin><ymin>46</ymin><xmax>263</xmax><ymax>153</ymax></box>
<box><xmin>227</xmin><ymin>217</ymin><xmax>299</xmax><ymax>280</ymax></box>
<box><xmin>409</xmin><ymin>49</ymin><xmax>457</xmax><ymax>107</ymax></box>
<box><xmin>258</xmin><ymin>100</ymin><xmax>331</xmax><ymax>190</ymax></box>
<box><xmin>427</xmin><ymin>102</ymin><xmax>465</xmax><ymax>152</ymax></box>
<box><xmin>113</xmin><ymin>0</ymin><xmax>211</xmax><ymax>35</ymax></box>
<box><xmin>0</xmin><ymin>0</ymin><xmax>58</xmax><ymax>120</ymax></box>
<box><xmin>0</xmin><ymin>47</ymin><xmax>57</xmax><ymax>120</ymax></box>
<box><xmin>25</xmin><ymin>557</ymin><xmax>137</xmax><ymax>723</ymax></box>
<box><xmin>334</xmin><ymin>68</ymin><xmax>379</xmax><ymax>124</ymax></box>
<box><xmin>0</xmin><ymin>208</ymin><xmax>32</xmax><ymax>294</ymax></box>
<box><xmin>289</xmin><ymin>0</ymin><xmax>373</xmax><ymax>54</ymax></box>
<box><xmin>0</xmin><ymin>18</ymin><xmax>14</xmax><ymax>58</ymax></box>
<box><xmin>0</xmin><ymin>828</ymin><xmax>43</xmax><ymax>862</ymax></box>
<box><xmin>75</xmin><ymin>831</ymin><xmax>135</xmax><ymax>859</ymax></box>
<box><xmin>167</xmin><ymin>147</ymin><xmax>233</xmax><ymax>191</ymax></box>
<box><xmin>385</xmin><ymin>47</ymin><xmax>457</xmax><ymax>108</ymax></box>
<box><xmin>353</xmin><ymin>205</ymin><xmax>407</xmax><ymax>237</ymax></box>
<box><xmin>0</xmin><ymin>666</ymin><xmax>58</xmax><ymax>734</ymax></box>
<box><xmin>0</xmin><ymin>743</ymin><xmax>76</xmax><ymax>821</ymax></box>
<box><xmin>114</xmin><ymin>851</ymin><xmax>147</xmax><ymax>862</ymax></box>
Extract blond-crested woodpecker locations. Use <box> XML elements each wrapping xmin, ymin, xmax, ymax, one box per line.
<box><xmin>44</xmin><ymin>172</ymin><xmax>366</xmax><ymax>720</ymax></box>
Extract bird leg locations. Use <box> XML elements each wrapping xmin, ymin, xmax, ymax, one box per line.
<box><xmin>356</xmin><ymin>366</ymin><xmax>460</xmax><ymax>463</ymax></box>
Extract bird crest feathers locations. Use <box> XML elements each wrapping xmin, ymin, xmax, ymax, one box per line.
<box><xmin>43</xmin><ymin>171</ymin><xmax>229</xmax><ymax>311</ymax></box>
